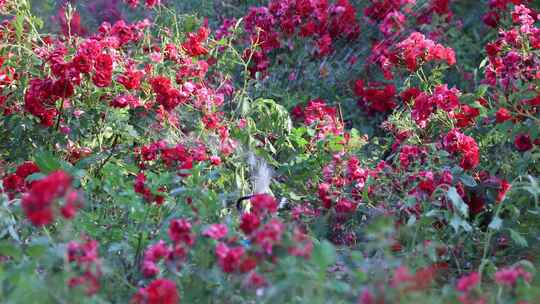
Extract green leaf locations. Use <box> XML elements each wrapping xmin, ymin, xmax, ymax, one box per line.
<box><xmin>447</xmin><ymin>187</ymin><xmax>469</xmax><ymax>217</ymax></box>
<box><xmin>509</xmin><ymin>229</ymin><xmax>528</xmax><ymax>247</ymax></box>
<box><xmin>13</xmin><ymin>15</ymin><xmax>24</xmax><ymax>39</ymax></box>
<box><xmin>0</xmin><ymin>241</ymin><xmax>22</xmax><ymax>261</ymax></box>
<box><xmin>26</xmin><ymin>244</ymin><xmax>47</xmax><ymax>258</ymax></box>
<box><xmin>312</xmin><ymin>240</ymin><xmax>336</xmax><ymax>269</ymax></box>
<box><xmin>476</xmin><ymin>84</ymin><xmax>489</xmax><ymax>98</ymax></box>
<box><xmin>460</xmin><ymin>175</ymin><xmax>477</xmax><ymax>187</ymax></box>
<box><xmin>34</xmin><ymin>151</ymin><xmax>71</xmax><ymax>173</ymax></box>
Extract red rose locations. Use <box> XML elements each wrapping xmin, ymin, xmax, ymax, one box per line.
<box><xmin>514</xmin><ymin>134</ymin><xmax>533</xmax><ymax>152</ymax></box>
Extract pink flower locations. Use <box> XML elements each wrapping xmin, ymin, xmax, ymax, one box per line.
<box><xmin>144</xmin><ymin>240</ymin><xmax>170</xmax><ymax>262</ymax></box>
<box><xmin>496</xmin><ymin>108</ymin><xmax>512</xmax><ymax>123</ymax></box>
<box><xmin>145</xmin><ymin>0</ymin><xmax>161</xmax><ymax>8</ymax></box>
<box><xmin>182</xmin><ymin>27</ymin><xmax>210</xmax><ymax>57</ymax></box>
<box><xmin>203</xmin><ymin>224</ymin><xmax>228</xmax><ymax>240</ymax></box>
<box><xmin>132</xmin><ymin>279</ymin><xmax>179</xmax><ymax>304</ymax></box>
<box><xmin>92</xmin><ymin>53</ymin><xmax>113</xmax><ymax>88</ymax></box>
<box><xmin>250</xmin><ymin>194</ymin><xmax>278</xmax><ymax>215</ymax></box>
<box><xmin>215</xmin><ymin>242</ymin><xmax>245</xmax><ymax>273</ymax></box>
<box><xmin>67</xmin><ymin>237</ymin><xmax>101</xmax><ymax>295</ymax></box>
<box><xmin>456</xmin><ymin>272</ymin><xmax>480</xmax><ymax>293</ymax></box>
<box><xmin>335</xmin><ymin>198</ymin><xmax>357</xmax><ymax>213</ymax></box>
<box><xmin>209</xmin><ymin>155</ymin><xmax>222</xmax><ymax>166</ymax></box>
<box><xmin>253</xmin><ymin>219</ymin><xmax>284</xmax><ymax>255</ymax></box>
<box><xmin>443</xmin><ymin>129</ymin><xmax>480</xmax><ymax>170</ymax></box>
<box><xmin>239</xmin><ymin>212</ymin><xmax>260</xmax><ymax>235</ymax></box>
<box><xmin>110</xmin><ymin>94</ymin><xmax>141</xmax><ymax>108</ymax></box>
<box><xmin>141</xmin><ymin>260</ymin><xmax>159</xmax><ymax>278</ymax></box>
<box><xmin>358</xmin><ymin>288</ymin><xmax>374</xmax><ymax>304</ymax></box>
<box><xmin>494</xmin><ymin>266</ymin><xmax>532</xmax><ymax>287</ymax></box>
<box><xmin>168</xmin><ymin>219</ymin><xmax>195</xmax><ymax>246</ymax></box>
<box><xmin>395</xmin><ymin>32</ymin><xmax>456</xmax><ymax>71</ymax></box>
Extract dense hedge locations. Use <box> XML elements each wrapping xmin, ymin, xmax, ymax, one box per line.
<box><xmin>1</xmin><ymin>0</ymin><xmax>540</xmax><ymax>303</ymax></box>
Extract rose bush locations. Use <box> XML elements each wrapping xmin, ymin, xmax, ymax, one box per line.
<box><xmin>1</xmin><ymin>0</ymin><xmax>540</xmax><ymax>303</ymax></box>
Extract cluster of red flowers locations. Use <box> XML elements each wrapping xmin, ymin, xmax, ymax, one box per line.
<box><xmin>408</xmin><ymin>169</ymin><xmax>453</xmax><ymax>202</ymax></box>
<box><xmin>124</xmin><ymin>0</ymin><xmax>161</xmax><ymax>9</ymax></box>
<box><xmin>408</xmin><ymin>85</ymin><xmax>462</xmax><ymax>128</ymax></box>
<box><xmin>291</xmin><ymin>98</ymin><xmax>344</xmax><ymax>140</ymax></box>
<box><xmin>21</xmin><ymin>170</ymin><xmax>81</xmax><ymax>226</ymax></box>
<box><xmin>494</xmin><ymin>265</ymin><xmax>532</xmax><ymax>286</ymax></box>
<box><xmin>484</xmin><ymin>4</ymin><xmax>540</xmax><ymax>89</ymax></box>
<box><xmin>241</xmin><ymin>0</ymin><xmax>360</xmax><ymax>75</ymax></box>
<box><xmin>2</xmin><ymin>0</ymin><xmax>540</xmax><ymax>301</ymax></box>
<box><xmin>483</xmin><ymin>0</ymin><xmax>531</xmax><ymax>27</ymax></box>
<box><xmin>316</xmin><ymin>154</ymin><xmax>387</xmax><ymax>244</ymax></box>
<box><xmin>443</xmin><ymin>129</ymin><xmax>480</xmax><ymax>170</ymax></box>
<box><xmin>23</xmin><ymin>18</ymin><xmax>149</xmax><ymax>126</ymax></box>
<box><xmin>354</xmin><ymin>80</ymin><xmax>397</xmax><ymax>115</ymax></box>
<box><xmin>394</xmin><ymin>32</ymin><xmax>456</xmax><ymax>72</ymax></box>
<box><xmin>480</xmin><ymin>5</ymin><xmax>540</xmax><ymax>155</ymax></box>
<box><xmin>0</xmin><ymin>55</ymin><xmax>16</xmax><ymax>115</ymax></box>
<box><xmin>390</xmin><ymin>264</ymin><xmax>445</xmax><ymax>292</ymax></box>
<box><xmin>364</xmin><ymin>0</ymin><xmax>413</xmax><ymax>22</ymax></box>
<box><xmin>366</xmin><ymin>0</ymin><xmax>456</xmax><ymax>79</ymax></box>
<box><xmin>455</xmin><ymin>272</ymin><xmax>482</xmax><ymax>304</ymax></box>
<box><xmin>212</xmin><ymin>194</ymin><xmax>312</xmax><ymax>285</ymax></box>
<box><xmin>318</xmin><ymin>154</ymin><xmax>374</xmax><ymax>211</ymax></box>
<box><xmin>182</xmin><ymin>26</ymin><xmax>210</xmax><ymax>57</ymax></box>
<box><xmin>141</xmin><ymin>218</ymin><xmax>195</xmax><ymax>278</ymax></box>
<box><xmin>67</xmin><ymin>237</ymin><xmax>102</xmax><ymax>295</ymax></box>
<box><xmin>398</xmin><ymin>145</ymin><xmax>426</xmax><ymax>170</ymax></box>
<box><xmin>133</xmin><ymin>139</ymin><xmax>226</xmax><ymax>204</ymax></box>
<box><xmin>2</xmin><ymin>161</ymin><xmax>40</xmax><ymax>199</ymax></box>
<box><xmin>135</xmin><ymin>194</ymin><xmax>311</xmax><ymax>292</ymax></box>
<box><xmin>24</xmin><ymin>78</ymin><xmax>66</xmax><ymax>127</ymax></box>
<box><xmin>365</xmin><ymin>0</ymin><xmax>452</xmax><ymax>26</ymax></box>
<box><xmin>149</xmin><ymin>76</ymin><xmax>190</xmax><ymax>111</ymax></box>
<box><xmin>136</xmin><ymin>140</ymin><xmax>207</xmax><ymax>171</ymax></box>
<box><xmin>131</xmin><ymin>278</ymin><xmax>179</xmax><ymax>304</ymax></box>
<box><xmin>217</xmin><ymin>194</ymin><xmax>282</xmax><ymax>278</ymax></box>
<box><xmin>134</xmin><ymin>172</ymin><xmax>165</xmax><ymax>205</ymax></box>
